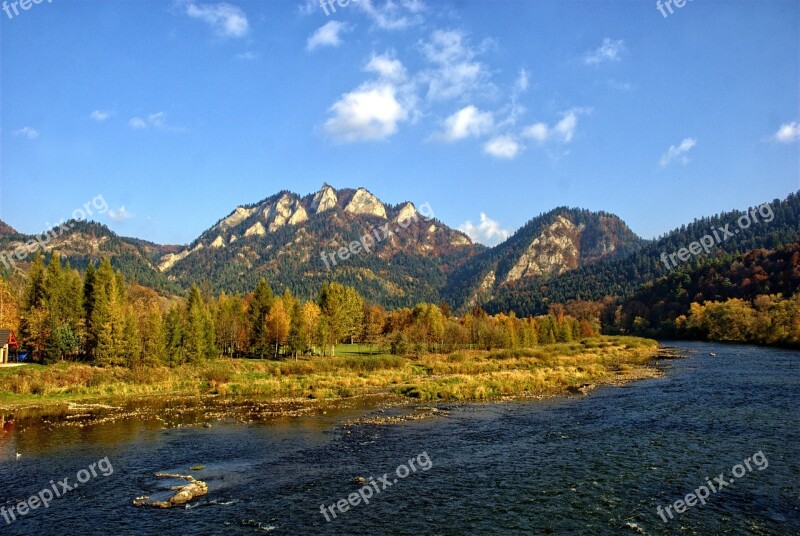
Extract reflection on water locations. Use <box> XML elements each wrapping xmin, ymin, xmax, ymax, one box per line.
<box><xmin>0</xmin><ymin>395</ymin><xmax>399</xmax><ymax>460</ymax></box>
<box><xmin>0</xmin><ymin>342</ymin><xmax>797</xmax><ymax>535</ymax></box>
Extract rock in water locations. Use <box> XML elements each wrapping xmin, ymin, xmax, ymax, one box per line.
<box><xmin>132</xmin><ymin>473</ymin><xmax>208</xmax><ymax>508</ymax></box>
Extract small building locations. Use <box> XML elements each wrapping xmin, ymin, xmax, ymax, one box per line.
<box><xmin>0</xmin><ymin>330</ymin><xmax>18</xmax><ymax>364</ymax></box>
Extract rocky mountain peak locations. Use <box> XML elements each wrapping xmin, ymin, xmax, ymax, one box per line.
<box><xmin>344</xmin><ymin>188</ymin><xmax>387</xmax><ymax>219</ymax></box>
<box><xmin>503</xmin><ymin>215</ymin><xmax>583</xmax><ymax>283</ymax></box>
<box><xmin>395</xmin><ymin>202</ymin><xmax>417</xmax><ymax>223</ymax></box>
<box><xmin>216</xmin><ymin>206</ymin><xmax>256</xmax><ymax>231</ymax></box>
<box><xmin>310</xmin><ymin>184</ymin><xmax>338</xmax><ymax>214</ymax></box>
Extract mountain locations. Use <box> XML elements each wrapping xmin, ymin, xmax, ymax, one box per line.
<box><xmin>2</xmin><ymin>186</ymin><xmax>797</xmax><ymax>313</ymax></box>
<box><xmin>155</xmin><ymin>185</ymin><xmax>481</xmax><ymax>307</ymax></box>
<box><xmin>0</xmin><ymin>220</ymin><xmax>180</xmax><ymax>294</ymax></box>
<box><xmin>441</xmin><ymin>207</ymin><xmax>645</xmax><ymax>310</ymax></box>
<box><xmin>485</xmin><ymin>192</ymin><xmax>800</xmax><ymax>316</ymax></box>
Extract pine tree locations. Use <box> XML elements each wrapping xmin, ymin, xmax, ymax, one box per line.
<box><xmin>20</xmin><ymin>254</ymin><xmax>48</xmax><ymax>361</ymax></box>
<box><xmin>184</xmin><ymin>285</ymin><xmax>210</xmax><ymax>363</ymax></box>
<box><xmin>141</xmin><ymin>303</ymin><xmax>165</xmax><ymax>366</ymax></box>
<box><xmin>122</xmin><ymin>306</ymin><xmax>143</xmax><ymax>368</ymax></box>
<box><xmin>248</xmin><ymin>278</ymin><xmax>274</xmax><ymax>357</ymax></box>
<box><xmin>90</xmin><ymin>258</ymin><xmax>126</xmax><ymax>366</ymax></box>
<box><xmin>163</xmin><ymin>304</ymin><xmax>185</xmax><ymax>366</ymax></box>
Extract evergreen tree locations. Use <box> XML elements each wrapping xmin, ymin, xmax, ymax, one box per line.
<box><xmin>163</xmin><ymin>304</ymin><xmax>185</xmax><ymax>366</ymax></box>
<box><xmin>90</xmin><ymin>258</ymin><xmax>126</xmax><ymax>366</ymax></box>
<box><xmin>20</xmin><ymin>254</ymin><xmax>47</xmax><ymax>361</ymax></box>
<box><xmin>248</xmin><ymin>278</ymin><xmax>274</xmax><ymax>357</ymax></box>
<box><xmin>140</xmin><ymin>303</ymin><xmax>165</xmax><ymax>366</ymax></box>
<box><xmin>184</xmin><ymin>285</ymin><xmax>214</xmax><ymax>362</ymax></box>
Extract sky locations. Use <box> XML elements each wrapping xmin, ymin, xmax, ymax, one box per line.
<box><xmin>1</xmin><ymin>0</ymin><xmax>798</xmax><ymax>247</ymax></box>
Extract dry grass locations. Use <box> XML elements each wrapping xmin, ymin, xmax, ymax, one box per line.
<box><xmin>0</xmin><ymin>336</ymin><xmax>659</xmax><ymax>407</ymax></box>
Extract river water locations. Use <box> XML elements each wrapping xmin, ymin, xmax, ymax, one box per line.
<box><xmin>0</xmin><ymin>342</ymin><xmax>798</xmax><ymax>535</ymax></box>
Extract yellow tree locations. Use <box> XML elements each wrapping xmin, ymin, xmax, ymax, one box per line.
<box><xmin>362</xmin><ymin>303</ymin><xmax>386</xmax><ymax>350</ymax></box>
<box><xmin>265</xmin><ymin>299</ymin><xmax>290</xmax><ymax>358</ymax></box>
<box><xmin>0</xmin><ymin>278</ymin><xmax>20</xmax><ymax>334</ymax></box>
<box><xmin>302</xmin><ymin>301</ymin><xmax>321</xmax><ymax>354</ymax></box>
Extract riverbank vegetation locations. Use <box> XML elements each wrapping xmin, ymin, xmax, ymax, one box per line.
<box><xmin>0</xmin><ymin>337</ymin><xmax>659</xmax><ymax>407</ymax></box>
<box><xmin>610</xmin><ymin>243</ymin><xmax>800</xmax><ymax>347</ymax></box>
<box><xmin>3</xmin><ymin>253</ymin><xmax>602</xmax><ymax>367</ymax></box>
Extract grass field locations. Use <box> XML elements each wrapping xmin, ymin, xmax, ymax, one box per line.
<box><xmin>0</xmin><ymin>336</ymin><xmax>660</xmax><ymax>408</ymax></box>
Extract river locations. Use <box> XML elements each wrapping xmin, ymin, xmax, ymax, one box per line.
<box><xmin>0</xmin><ymin>342</ymin><xmax>798</xmax><ymax>535</ymax></box>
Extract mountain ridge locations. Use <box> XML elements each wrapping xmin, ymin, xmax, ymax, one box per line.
<box><xmin>1</xmin><ymin>187</ymin><xmax>797</xmax><ymax>313</ymax></box>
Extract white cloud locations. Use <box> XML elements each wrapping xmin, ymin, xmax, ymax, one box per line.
<box><xmin>521</xmin><ymin>108</ymin><xmax>587</xmax><ymax>144</ymax></box>
<box><xmin>354</xmin><ymin>0</ymin><xmax>426</xmax><ymax>30</ymax></box>
<box><xmin>90</xmin><ymin>110</ymin><xmax>112</xmax><ymax>121</ymax></box>
<box><xmin>307</xmin><ymin>21</ymin><xmax>349</xmax><ymax>51</ymax></box>
<box><xmin>772</xmin><ymin>121</ymin><xmax>800</xmax><ymax>143</ymax></box>
<box><xmin>437</xmin><ymin>105</ymin><xmax>494</xmax><ymax>141</ymax></box>
<box><xmin>183</xmin><ymin>1</ymin><xmax>249</xmax><ymax>38</ymax></box>
<box><xmin>554</xmin><ymin>110</ymin><xmax>579</xmax><ymax>142</ymax></box>
<box><xmin>419</xmin><ymin>29</ymin><xmax>493</xmax><ymax>101</ymax></box>
<box><xmin>660</xmin><ymin>137</ymin><xmax>697</xmax><ymax>166</ymax></box>
<box><xmin>483</xmin><ymin>135</ymin><xmax>522</xmax><ymax>159</ymax></box>
<box><xmin>514</xmin><ymin>68</ymin><xmax>530</xmax><ymax>94</ymax></box>
<box><xmin>365</xmin><ymin>52</ymin><xmax>407</xmax><ymax>81</ymax></box>
<box><xmin>324</xmin><ymin>53</ymin><xmax>416</xmax><ymax>142</ymax></box>
<box><xmin>459</xmin><ymin>213</ymin><xmax>510</xmax><ymax>246</ymax></box>
<box><xmin>129</xmin><ymin>112</ymin><xmax>172</xmax><ymax>130</ymax></box>
<box><xmin>420</xmin><ymin>29</ymin><xmax>469</xmax><ymax>64</ymax></box>
<box><xmin>14</xmin><ymin>127</ymin><xmax>39</xmax><ymax>139</ymax></box>
<box><xmin>147</xmin><ymin>112</ymin><xmax>166</xmax><ymax>128</ymax></box>
<box><xmin>324</xmin><ymin>83</ymin><xmax>409</xmax><ymax>142</ymax></box>
<box><xmin>584</xmin><ymin>38</ymin><xmax>626</xmax><ymax>65</ymax></box>
<box><xmin>108</xmin><ymin>206</ymin><xmax>134</xmax><ymax>222</ymax></box>
<box><xmin>522</xmin><ymin>122</ymin><xmax>549</xmax><ymax>143</ymax></box>
<box><xmin>129</xmin><ymin>117</ymin><xmax>148</xmax><ymax>129</ymax></box>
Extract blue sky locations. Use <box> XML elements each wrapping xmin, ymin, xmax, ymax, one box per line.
<box><xmin>2</xmin><ymin>0</ymin><xmax>798</xmax><ymax>246</ymax></box>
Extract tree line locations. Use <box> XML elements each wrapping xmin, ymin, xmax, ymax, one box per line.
<box><xmin>12</xmin><ymin>253</ymin><xmax>598</xmax><ymax>367</ymax></box>
<box><xmin>482</xmin><ymin>193</ymin><xmax>799</xmax><ymax>317</ymax></box>
<box><xmin>606</xmin><ymin>241</ymin><xmax>800</xmax><ymax>347</ymax></box>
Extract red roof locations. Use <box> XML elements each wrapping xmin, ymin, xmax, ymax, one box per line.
<box><xmin>0</xmin><ymin>330</ymin><xmax>17</xmax><ymax>348</ymax></box>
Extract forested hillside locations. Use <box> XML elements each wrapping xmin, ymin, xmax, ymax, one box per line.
<box><xmin>442</xmin><ymin>207</ymin><xmax>643</xmax><ymax>311</ymax></box>
<box><xmin>608</xmin><ymin>241</ymin><xmax>800</xmax><ymax>347</ymax></box>
<box><xmin>485</xmin><ymin>192</ymin><xmax>800</xmax><ymax>316</ymax></box>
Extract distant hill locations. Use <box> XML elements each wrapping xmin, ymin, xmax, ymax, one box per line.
<box><xmin>0</xmin><ymin>220</ymin><xmax>180</xmax><ymax>294</ymax></box>
<box><xmin>617</xmin><ymin>240</ymin><xmax>800</xmax><ymax>327</ymax></box>
<box><xmin>483</xmin><ymin>192</ymin><xmax>800</xmax><ymax>316</ymax></box>
<box><xmin>442</xmin><ymin>207</ymin><xmax>644</xmax><ymax>311</ymax></box>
